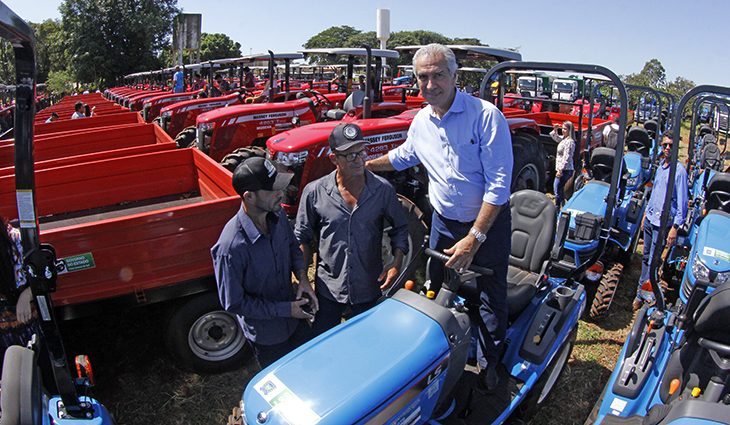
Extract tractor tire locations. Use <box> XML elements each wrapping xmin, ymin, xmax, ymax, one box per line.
<box><xmin>219</xmin><ymin>146</ymin><xmax>267</xmax><ymax>172</ymax></box>
<box><xmin>589</xmin><ymin>262</ymin><xmax>624</xmax><ymax>320</ymax></box>
<box><xmin>573</xmin><ymin>172</ymin><xmax>587</xmax><ymax>193</ymax></box>
<box><xmin>382</xmin><ymin>196</ymin><xmax>427</xmax><ymax>282</ymax></box>
<box><xmin>175</xmin><ymin>126</ymin><xmax>198</xmax><ymax>148</ymax></box>
<box><xmin>511</xmin><ymin>133</ymin><xmax>547</xmax><ymax>193</ymax></box>
<box><xmin>164</xmin><ymin>292</ymin><xmax>252</xmax><ymax>373</ymax></box>
<box><xmin>516</xmin><ymin>326</ymin><xmax>578</xmax><ymax>421</ymax></box>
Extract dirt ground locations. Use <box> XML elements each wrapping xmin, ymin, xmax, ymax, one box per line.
<box><xmin>57</xmin><ymin>249</ymin><xmax>645</xmax><ymax>425</ymax></box>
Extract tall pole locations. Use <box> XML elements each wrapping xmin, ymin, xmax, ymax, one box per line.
<box><xmin>376</xmin><ymin>9</ymin><xmax>390</xmax><ymax>79</ymax></box>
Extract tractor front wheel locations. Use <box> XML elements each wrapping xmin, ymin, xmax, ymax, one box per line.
<box><xmin>511</xmin><ymin>133</ymin><xmax>547</xmax><ymax>193</ymax></box>
<box><xmin>588</xmin><ymin>262</ymin><xmax>624</xmax><ymax>320</ymax></box>
<box><xmin>175</xmin><ymin>126</ymin><xmax>198</xmax><ymax>148</ymax></box>
<box><xmin>382</xmin><ymin>196</ymin><xmax>427</xmax><ymax>282</ymax></box>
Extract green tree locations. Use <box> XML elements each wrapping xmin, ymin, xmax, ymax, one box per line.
<box><xmin>199</xmin><ymin>33</ymin><xmax>241</xmax><ymax>61</ymax></box>
<box><xmin>46</xmin><ymin>69</ymin><xmax>75</xmax><ymax>95</ymax></box>
<box><xmin>60</xmin><ymin>0</ymin><xmax>180</xmax><ymax>87</ymax></box>
<box><xmin>624</xmin><ymin>58</ymin><xmax>667</xmax><ymax>89</ymax></box>
<box><xmin>344</xmin><ymin>31</ymin><xmax>378</xmax><ymax>49</ymax></box>
<box><xmin>0</xmin><ymin>41</ymin><xmax>14</xmax><ymax>85</ymax></box>
<box><xmin>665</xmin><ymin>76</ymin><xmax>695</xmax><ymax>102</ymax></box>
<box><xmin>303</xmin><ymin>25</ymin><xmax>361</xmax><ymax>49</ymax></box>
<box><xmin>30</xmin><ymin>19</ymin><xmax>66</xmax><ymax>82</ymax></box>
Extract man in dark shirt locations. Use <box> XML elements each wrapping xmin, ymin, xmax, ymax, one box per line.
<box><xmin>212</xmin><ymin>157</ymin><xmax>318</xmax><ymax>368</ymax></box>
<box><xmin>295</xmin><ymin>123</ymin><xmax>409</xmax><ymax>336</ymax></box>
<box><xmin>243</xmin><ymin>66</ymin><xmax>255</xmax><ymax>89</ymax></box>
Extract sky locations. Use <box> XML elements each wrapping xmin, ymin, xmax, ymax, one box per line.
<box><xmin>5</xmin><ymin>0</ymin><xmax>730</xmax><ymax>87</ymax></box>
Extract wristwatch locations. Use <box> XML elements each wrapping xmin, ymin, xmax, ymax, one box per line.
<box><xmin>470</xmin><ymin>227</ymin><xmax>487</xmax><ymax>244</ymax></box>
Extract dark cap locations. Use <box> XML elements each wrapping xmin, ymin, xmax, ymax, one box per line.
<box><xmin>329</xmin><ymin>123</ymin><xmax>368</xmax><ymax>152</ymax></box>
<box><xmin>232</xmin><ymin>157</ymin><xmax>293</xmax><ymax>195</ymax></box>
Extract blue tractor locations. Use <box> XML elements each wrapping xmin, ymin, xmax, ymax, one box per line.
<box><xmin>232</xmin><ymin>61</ymin><xmax>631</xmax><ymax>425</ymax></box>
<box><xmin>0</xmin><ymin>2</ymin><xmax>113</xmax><ymax>423</ymax></box>
<box><xmin>587</xmin><ymin>85</ymin><xmax>730</xmax><ymax>425</ymax></box>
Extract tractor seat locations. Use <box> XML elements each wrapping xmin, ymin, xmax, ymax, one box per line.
<box><xmin>626</xmin><ymin>126</ymin><xmax>651</xmax><ymax>157</ymax></box>
<box><xmin>704</xmin><ymin>172</ymin><xmax>730</xmax><ymax>213</ymax></box>
<box><xmin>590</xmin><ymin>147</ymin><xmax>617</xmax><ymax>183</ymax></box>
<box><xmin>643</xmin><ymin>119</ymin><xmax>658</xmax><ymax>138</ymax></box>
<box><xmin>699</xmin><ymin>124</ymin><xmax>714</xmax><ymax>137</ymax></box>
<box><xmin>323</xmin><ymin>90</ymin><xmax>366</xmax><ymax>120</ymax></box>
<box><xmin>693</xmin><ymin>282</ymin><xmax>730</xmax><ymax>347</ymax></box>
<box><xmin>506</xmin><ymin>190</ymin><xmax>556</xmax><ymax>320</ymax></box>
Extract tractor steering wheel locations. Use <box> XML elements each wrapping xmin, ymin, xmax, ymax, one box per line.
<box><xmin>305</xmin><ymin>89</ymin><xmax>333</xmax><ymax>108</ymax></box>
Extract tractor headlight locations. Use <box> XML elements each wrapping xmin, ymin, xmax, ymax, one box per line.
<box><xmin>626</xmin><ymin>176</ymin><xmax>638</xmax><ymax>187</ymax></box>
<box><xmin>275</xmin><ymin>150</ymin><xmax>308</xmax><ymax>167</ymax></box>
<box><xmin>691</xmin><ymin>254</ymin><xmax>710</xmax><ymax>281</ymax></box>
<box><xmin>197</xmin><ymin>122</ymin><xmax>214</xmax><ymax>133</ymax></box>
<box><xmin>715</xmin><ymin>270</ymin><xmax>730</xmax><ymax>286</ymax></box>
<box><xmin>160</xmin><ymin>110</ymin><xmax>172</xmax><ymax>120</ymax></box>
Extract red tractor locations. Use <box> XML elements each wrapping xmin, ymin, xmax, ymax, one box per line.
<box><xmin>192</xmin><ymin>48</ymin><xmax>422</xmax><ymax>162</ymax></box>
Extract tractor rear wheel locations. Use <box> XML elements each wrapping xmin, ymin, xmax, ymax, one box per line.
<box><xmin>511</xmin><ymin>133</ymin><xmax>547</xmax><ymax>193</ymax></box>
<box><xmin>589</xmin><ymin>262</ymin><xmax>624</xmax><ymax>320</ymax></box>
<box><xmin>175</xmin><ymin>126</ymin><xmax>197</xmax><ymax>148</ymax></box>
<box><xmin>381</xmin><ymin>196</ymin><xmax>427</xmax><ymax>284</ymax></box>
<box><xmin>165</xmin><ymin>292</ymin><xmax>252</xmax><ymax>373</ymax></box>
<box><xmin>219</xmin><ymin>146</ymin><xmax>267</xmax><ymax>172</ymax></box>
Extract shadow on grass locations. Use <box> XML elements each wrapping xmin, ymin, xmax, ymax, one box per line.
<box><xmin>527</xmin><ymin>358</ymin><xmax>613</xmax><ymax>425</ymax></box>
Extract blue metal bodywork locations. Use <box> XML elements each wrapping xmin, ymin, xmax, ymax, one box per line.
<box><xmin>47</xmin><ymin>396</ymin><xmax>113</xmax><ymax>425</ymax></box>
<box><xmin>241</xmin><ymin>277</ymin><xmax>585</xmax><ymax>425</ymax></box>
<box><xmin>680</xmin><ymin>211</ymin><xmax>730</xmax><ymax>303</ymax></box>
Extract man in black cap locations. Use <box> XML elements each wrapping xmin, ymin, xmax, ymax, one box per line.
<box><xmin>212</xmin><ymin>157</ymin><xmax>318</xmax><ymax>368</ymax></box>
<box><xmin>295</xmin><ymin>123</ymin><xmax>409</xmax><ymax>336</ymax></box>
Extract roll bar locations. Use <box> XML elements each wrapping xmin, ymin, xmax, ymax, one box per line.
<box><xmin>480</xmin><ymin>62</ymin><xmax>628</xmax><ymax>278</ymax></box>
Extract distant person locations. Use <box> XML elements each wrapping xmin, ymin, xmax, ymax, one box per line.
<box><xmin>243</xmin><ymin>66</ymin><xmax>255</xmax><ymax>89</ymax></box>
<box><xmin>210</xmin><ymin>74</ymin><xmax>229</xmax><ymax>97</ymax></box>
<box><xmin>550</xmin><ymin>121</ymin><xmax>576</xmax><ymax>207</ymax></box>
<box><xmin>84</xmin><ymin>104</ymin><xmax>95</xmax><ymax>118</ymax></box>
<box><xmin>0</xmin><ymin>216</ymin><xmax>40</xmax><ymax>364</ymax></box>
<box><xmin>70</xmin><ymin>101</ymin><xmax>84</xmax><ymax>119</ymax></box>
<box><xmin>191</xmin><ymin>73</ymin><xmax>204</xmax><ymax>91</ymax></box>
<box><xmin>602</xmin><ymin>116</ymin><xmax>620</xmax><ymax>149</ymax></box>
<box><xmin>173</xmin><ymin>66</ymin><xmax>185</xmax><ymax>93</ymax></box>
<box><xmin>357</xmin><ymin>75</ymin><xmax>366</xmax><ymax>91</ymax></box>
<box><xmin>212</xmin><ymin>157</ymin><xmax>318</xmax><ymax>368</ymax></box>
<box><xmin>634</xmin><ymin>134</ymin><xmax>688</xmax><ymax>310</ymax></box>
<box><xmin>44</xmin><ymin>112</ymin><xmax>59</xmax><ymax>123</ymax></box>
<box><xmin>331</xmin><ymin>75</ymin><xmax>347</xmax><ymax>93</ymax></box>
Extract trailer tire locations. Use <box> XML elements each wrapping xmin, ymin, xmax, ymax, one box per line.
<box><xmin>516</xmin><ymin>325</ymin><xmax>577</xmax><ymax>420</ymax></box>
<box><xmin>165</xmin><ymin>292</ymin><xmax>251</xmax><ymax>373</ymax></box>
<box><xmin>219</xmin><ymin>146</ymin><xmax>267</xmax><ymax>172</ymax></box>
<box><xmin>588</xmin><ymin>262</ymin><xmax>624</xmax><ymax>320</ymax></box>
<box><xmin>511</xmin><ymin>133</ymin><xmax>547</xmax><ymax>193</ymax></box>
<box><xmin>175</xmin><ymin>126</ymin><xmax>198</xmax><ymax>148</ymax></box>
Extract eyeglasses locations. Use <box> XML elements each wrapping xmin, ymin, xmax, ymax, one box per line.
<box><xmin>336</xmin><ymin>150</ymin><xmax>367</xmax><ymax>162</ymax></box>
<box><xmin>662</xmin><ymin>143</ymin><xmax>672</xmax><ymax>148</ymax></box>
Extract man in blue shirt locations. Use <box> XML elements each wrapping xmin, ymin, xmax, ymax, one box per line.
<box><xmin>366</xmin><ymin>43</ymin><xmax>513</xmax><ymax>392</ymax></box>
<box><xmin>173</xmin><ymin>66</ymin><xmax>184</xmax><ymax>93</ymax></box>
<box><xmin>296</xmin><ymin>123</ymin><xmax>409</xmax><ymax>337</ymax></box>
<box><xmin>635</xmin><ymin>134</ymin><xmax>688</xmax><ymax>309</ymax></box>
<box><xmin>212</xmin><ymin>157</ymin><xmax>318</xmax><ymax>368</ymax></box>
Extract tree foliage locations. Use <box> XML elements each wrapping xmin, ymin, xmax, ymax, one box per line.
<box><xmin>30</xmin><ymin>19</ymin><xmax>65</xmax><ymax>82</ymax></box>
<box><xmin>46</xmin><ymin>69</ymin><xmax>75</xmax><ymax>95</ymax></box>
<box><xmin>622</xmin><ymin>58</ymin><xmax>695</xmax><ymax>107</ymax></box>
<box><xmin>199</xmin><ymin>33</ymin><xmax>241</xmax><ymax>62</ymax></box>
<box><xmin>60</xmin><ymin>0</ymin><xmax>180</xmax><ymax>86</ymax></box>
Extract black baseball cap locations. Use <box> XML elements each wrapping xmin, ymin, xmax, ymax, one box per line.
<box><xmin>232</xmin><ymin>157</ymin><xmax>293</xmax><ymax>195</ymax></box>
<box><xmin>329</xmin><ymin>123</ymin><xmax>368</xmax><ymax>152</ymax></box>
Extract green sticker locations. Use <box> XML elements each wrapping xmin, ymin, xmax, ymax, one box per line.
<box><xmin>59</xmin><ymin>253</ymin><xmax>96</xmax><ymax>274</ymax></box>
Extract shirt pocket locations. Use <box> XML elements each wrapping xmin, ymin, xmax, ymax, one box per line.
<box><xmin>454</xmin><ymin>137</ymin><xmax>482</xmax><ymax>171</ymax></box>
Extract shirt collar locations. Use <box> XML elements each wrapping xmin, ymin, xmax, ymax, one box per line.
<box><xmin>428</xmin><ymin>88</ymin><xmax>463</xmax><ymax>120</ymax></box>
<box><xmin>236</xmin><ymin>205</ymin><xmax>279</xmax><ymax>243</ymax></box>
<box><xmin>322</xmin><ymin>169</ymin><xmax>376</xmax><ymax>201</ymax></box>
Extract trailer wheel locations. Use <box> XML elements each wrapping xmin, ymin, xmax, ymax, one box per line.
<box><xmin>382</xmin><ymin>196</ymin><xmax>427</xmax><ymax>280</ymax></box>
<box><xmin>175</xmin><ymin>126</ymin><xmax>198</xmax><ymax>148</ymax></box>
<box><xmin>219</xmin><ymin>146</ymin><xmax>267</xmax><ymax>172</ymax></box>
<box><xmin>165</xmin><ymin>292</ymin><xmax>251</xmax><ymax>373</ymax></box>
<box><xmin>588</xmin><ymin>262</ymin><xmax>624</xmax><ymax>320</ymax></box>
<box><xmin>511</xmin><ymin>133</ymin><xmax>547</xmax><ymax>192</ymax></box>
<box><xmin>516</xmin><ymin>326</ymin><xmax>577</xmax><ymax>420</ymax></box>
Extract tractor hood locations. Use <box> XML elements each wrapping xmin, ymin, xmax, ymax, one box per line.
<box><xmin>241</xmin><ymin>298</ymin><xmax>450</xmax><ymax>425</ymax></box>
<box><xmin>143</xmin><ymin>91</ymin><xmax>199</xmax><ymax>106</ymax></box>
<box><xmin>694</xmin><ymin>211</ymin><xmax>730</xmax><ymax>273</ymax></box>
<box><xmin>160</xmin><ymin>92</ymin><xmax>241</xmax><ymax>115</ymax></box>
<box><xmin>562</xmin><ymin>181</ymin><xmax>610</xmax><ymax>229</ymax></box>
<box><xmin>268</xmin><ymin>111</ymin><xmax>415</xmax><ymax>154</ymax></box>
<box><xmin>197</xmin><ymin>99</ymin><xmax>313</xmax><ymax>125</ymax></box>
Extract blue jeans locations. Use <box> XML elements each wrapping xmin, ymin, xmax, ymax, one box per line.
<box><xmin>637</xmin><ymin>221</ymin><xmax>668</xmax><ymax>302</ymax></box>
<box><xmin>253</xmin><ymin>320</ymin><xmax>311</xmax><ymax>369</ymax></box>
<box><xmin>429</xmin><ymin>208</ymin><xmax>510</xmax><ymax>370</ymax></box>
<box><xmin>553</xmin><ymin>169</ymin><xmax>574</xmax><ymax>207</ymax></box>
